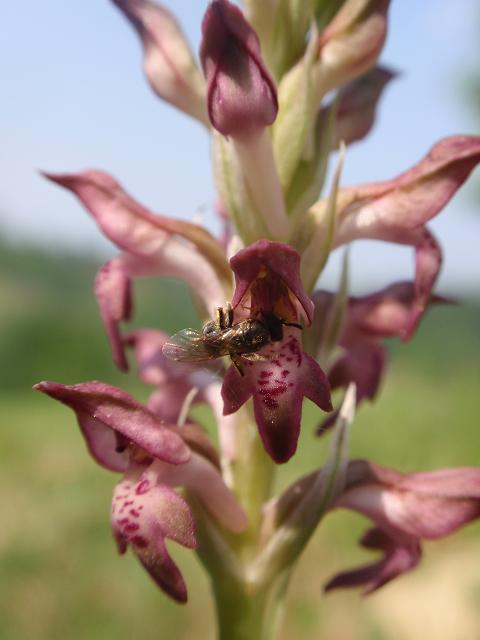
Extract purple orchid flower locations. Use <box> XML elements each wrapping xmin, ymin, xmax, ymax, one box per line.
<box><xmin>311</xmin><ymin>281</ymin><xmax>444</xmax><ymax>432</ymax></box>
<box><xmin>326</xmin><ymin>460</ymin><xmax>480</xmax><ymax>593</ymax></box>
<box><xmin>221</xmin><ymin>240</ymin><xmax>332</xmax><ymax>463</ymax></box>
<box><xmin>332</xmin><ymin>136</ymin><xmax>480</xmax><ymax>335</ymax></box>
<box><xmin>43</xmin><ymin>170</ymin><xmax>232</xmax><ymax>370</ymax></box>
<box><xmin>34</xmin><ymin>381</ymin><xmax>246</xmax><ymax>602</ymax></box>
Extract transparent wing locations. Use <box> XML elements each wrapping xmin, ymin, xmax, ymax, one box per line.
<box><xmin>162</xmin><ymin>328</ymin><xmax>219</xmax><ymax>363</ymax></box>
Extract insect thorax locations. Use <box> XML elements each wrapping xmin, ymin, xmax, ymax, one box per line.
<box><xmin>227</xmin><ymin>319</ymin><xmax>271</xmax><ymax>354</ymax></box>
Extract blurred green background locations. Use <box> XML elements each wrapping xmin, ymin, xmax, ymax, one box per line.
<box><xmin>0</xmin><ymin>239</ymin><xmax>479</xmax><ymax>640</ymax></box>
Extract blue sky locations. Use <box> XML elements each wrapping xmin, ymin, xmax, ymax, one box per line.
<box><xmin>1</xmin><ymin>1</ymin><xmax>479</xmax><ymax>294</ymax></box>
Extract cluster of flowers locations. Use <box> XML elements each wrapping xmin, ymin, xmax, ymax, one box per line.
<box><xmin>36</xmin><ymin>0</ymin><xmax>480</xmax><ymax>609</ymax></box>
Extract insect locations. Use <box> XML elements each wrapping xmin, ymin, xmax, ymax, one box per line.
<box><xmin>162</xmin><ymin>304</ymin><xmax>301</xmax><ymax>375</ymax></box>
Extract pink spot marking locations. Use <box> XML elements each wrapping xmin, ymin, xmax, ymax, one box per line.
<box><xmin>281</xmin><ymin>370</ymin><xmax>290</xmax><ymax>378</ymax></box>
<box><xmin>131</xmin><ymin>535</ymin><xmax>149</xmax><ymax>549</ymax></box>
<box><xmin>260</xmin><ymin>370</ymin><xmax>273</xmax><ymax>378</ymax></box>
<box><xmin>136</xmin><ymin>479</ymin><xmax>150</xmax><ymax>495</ymax></box>
<box><xmin>286</xmin><ymin>339</ymin><xmax>302</xmax><ymax>366</ymax></box>
<box><xmin>285</xmin><ymin>357</ymin><xmax>292</xmax><ymax>362</ymax></box>
<box><xmin>118</xmin><ymin>517</ymin><xmax>130</xmax><ymax>525</ymax></box>
<box><xmin>130</xmin><ymin>509</ymin><xmax>141</xmax><ymax>518</ymax></box>
<box><xmin>124</xmin><ymin>500</ymin><xmax>134</xmax><ymax>506</ymax></box>
<box><xmin>262</xmin><ymin>396</ymin><xmax>279</xmax><ymax>410</ymax></box>
<box><xmin>125</xmin><ymin>522</ymin><xmax>140</xmax><ymax>533</ymax></box>
<box><xmin>267</xmin><ymin>384</ymin><xmax>288</xmax><ymax>397</ymax></box>
<box><xmin>257</xmin><ymin>379</ymin><xmax>269</xmax><ymax>386</ymax></box>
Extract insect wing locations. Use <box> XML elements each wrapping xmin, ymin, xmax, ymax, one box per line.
<box><xmin>162</xmin><ymin>328</ymin><xmax>217</xmax><ymax>362</ymax></box>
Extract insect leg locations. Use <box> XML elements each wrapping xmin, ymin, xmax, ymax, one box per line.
<box><xmin>216</xmin><ymin>303</ymin><xmax>234</xmax><ymax>330</ymax></box>
<box><xmin>225</xmin><ymin>302</ymin><xmax>234</xmax><ymax>328</ymax></box>
<box><xmin>230</xmin><ymin>354</ymin><xmax>245</xmax><ymax>376</ymax></box>
<box><xmin>214</xmin><ymin>306</ymin><xmax>223</xmax><ymax>328</ymax></box>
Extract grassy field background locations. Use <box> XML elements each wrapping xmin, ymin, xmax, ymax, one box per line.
<box><xmin>0</xmin><ymin>241</ymin><xmax>479</xmax><ymax>639</ymax></box>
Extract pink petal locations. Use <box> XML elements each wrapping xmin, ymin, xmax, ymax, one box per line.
<box><xmin>200</xmin><ymin>0</ymin><xmax>277</xmax><ymax>138</ymax></box>
<box><xmin>152</xmin><ymin>455</ymin><xmax>247</xmax><ymax>533</ymax></box>
<box><xmin>337</xmin><ymin>460</ymin><xmax>480</xmax><ymax>541</ymax></box>
<box><xmin>112</xmin><ymin>471</ymin><xmax>196</xmax><ymax>603</ymax></box>
<box><xmin>230</xmin><ymin>240</ymin><xmax>314</xmax><ymax>324</ymax></box>
<box><xmin>34</xmin><ymin>381</ymin><xmax>190</xmax><ymax>469</ymax></box>
<box><xmin>46</xmin><ymin>170</ymin><xmax>230</xmax><ymax>367</ymax></box>
<box><xmin>325</xmin><ymin>527</ymin><xmax>421</xmax><ymax>594</ymax></box>
<box><xmin>222</xmin><ymin>329</ymin><xmax>332</xmax><ymax>463</ymax></box>
<box><xmin>44</xmin><ymin>170</ymin><xmax>231</xmax><ymax>294</ymax></box>
<box><xmin>334</xmin><ymin>136</ymin><xmax>480</xmax><ymax>335</ymax></box>
<box><xmin>95</xmin><ymin>259</ymin><xmax>132</xmax><ymax>371</ymax></box>
<box><xmin>111</xmin><ymin>0</ymin><xmax>208</xmax><ymax>124</ymax></box>
<box><xmin>336</xmin><ymin>136</ymin><xmax>480</xmax><ymax>238</ymax></box>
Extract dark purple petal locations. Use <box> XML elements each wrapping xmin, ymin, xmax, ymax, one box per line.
<box><xmin>230</xmin><ymin>240</ymin><xmax>314</xmax><ymax>324</ymax></box>
<box><xmin>318</xmin><ymin>338</ymin><xmax>386</xmax><ymax>433</ymax></box>
<box><xmin>34</xmin><ymin>381</ymin><xmax>190</xmax><ymax>469</ymax></box>
<box><xmin>346</xmin><ymin>281</ymin><xmax>443</xmax><ymax>338</ymax></box>
<box><xmin>112</xmin><ymin>471</ymin><xmax>196</xmax><ymax>603</ymax></box>
<box><xmin>325</xmin><ymin>527</ymin><xmax>421</xmax><ymax>594</ymax></box>
<box><xmin>222</xmin><ymin>328</ymin><xmax>332</xmax><ymax>462</ymax></box>
<box><xmin>329</xmin><ymin>66</ymin><xmax>397</xmax><ymax>147</ymax></box>
<box><xmin>329</xmin><ymin>339</ymin><xmax>386</xmax><ymax>402</ymax></box>
<box><xmin>200</xmin><ymin>0</ymin><xmax>277</xmax><ymax>138</ymax></box>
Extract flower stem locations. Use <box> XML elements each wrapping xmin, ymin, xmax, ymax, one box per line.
<box><xmin>212</xmin><ymin>573</ymin><xmax>287</xmax><ymax>640</ymax></box>
<box><xmin>227</xmin><ymin>406</ymin><xmax>275</xmax><ymax>545</ymax></box>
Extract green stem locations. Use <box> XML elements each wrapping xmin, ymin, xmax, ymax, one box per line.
<box><xmin>212</xmin><ymin>573</ymin><xmax>288</xmax><ymax>640</ymax></box>
<box><xmin>195</xmin><ymin>407</ymin><xmax>286</xmax><ymax>639</ymax></box>
<box><xmin>227</xmin><ymin>406</ymin><xmax>276</xmax><ymax>551</ymax></box>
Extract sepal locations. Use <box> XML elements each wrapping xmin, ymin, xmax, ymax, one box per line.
<box><xmin>112</xmin><ymin>0</ymin><xmax>209</xmax><ymax>124</ymax></box>
<box><xmin>34</xmin><ymin>381</ymin><xmax>190</xmax><ymax>469</ymax></box>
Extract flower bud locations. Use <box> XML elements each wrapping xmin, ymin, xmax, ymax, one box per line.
<box><xmin>112</xmin><ymin>0</ymin><xmax>208</xmax><ymax>125</ymax></box>
<box><xmin>200</xmin><ymin>0</ymin><xmax>278</xmax><ymax>139</ymax></box>
<box><xmin>314</xmin><ymin>0</ymin><xmax>390</xmax><ymax>102</ymax></box>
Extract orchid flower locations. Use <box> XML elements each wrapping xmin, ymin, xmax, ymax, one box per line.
<box><xmin>222</xmin><ymin>240</ymin><xmax>332</xmax><ymax>462</ymax></box>
<box><xmin>309</xmin><ymin>281</ymin><xmax>444</xmax><ymax>432</ymax></box>
<box><xmin>326</xmin><ymin>460</ymin><xmax>480</xmax><ymax>593</ymax></box>
<box><xmin>34</xmin><ymin>381</ymin><xmax>246</xmax><ymax>602</ymax></box>
<box><xmin>37</xmin><ymin>1</ymin><xmax>480</xmax><ymax>637</ymax></box>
